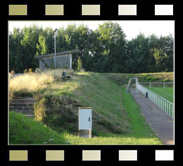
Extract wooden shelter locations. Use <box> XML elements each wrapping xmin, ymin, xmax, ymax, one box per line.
<box><xmin>35</xmin><ymin>49</ymin><xmax>81</xmax><ymax>69</ymax></box>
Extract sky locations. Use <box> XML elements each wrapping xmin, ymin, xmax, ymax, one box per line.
<box><xmin>9</xmin><ymin>20</ymin><xmax>174</xmax><ymax>40</ymax></box>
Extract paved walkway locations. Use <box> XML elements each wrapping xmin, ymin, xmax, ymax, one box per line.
<box><xmin>130</xmin><ymin>89</ymin><xmax>174</xmax><ymax>145</ymax></box>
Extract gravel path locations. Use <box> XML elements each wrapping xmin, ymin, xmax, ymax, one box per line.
<box><xmin>130</xmin><ymin>88</ymin><xmax>174</xmax><ymax>145</ymax></box>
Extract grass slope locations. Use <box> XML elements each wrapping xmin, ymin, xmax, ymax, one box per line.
<box><xmin>9</xmin><ymin>112</ymin><xmax>66</xmax><ymax>144</ymax></box>
<box><xmin>9</xmin><ymin>70</ymin><xmax>163</xmax><ymax>145</ymax></box>
<box><xmin>33</xmin><ymin>72</ymin><xmax>129</xmax><ymax>135</ymax></box>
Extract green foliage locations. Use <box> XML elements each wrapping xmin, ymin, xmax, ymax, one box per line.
<box><xmin>76</xmin><ymin>57</ymin><xmax>82</xmax><ymax>72</ymax></box>
<box><xmin>163</xmin><ymin>79</ymin><xmax>168</xmax><ymax>82</ymax></box>
<box><xmin>146</xmin><ymin>76</ymin><xmax>157</xmax><ymax>81</ymax></box>
<box><xmin>36</xmin><ymin>35</ymin><xmax>47</xmax><ymax>55</ymax></box>
<box><xmin>143</xmin><ymin>74</ymin><xmax>149</xmax><ymax>77</ymax></box>
<box><xmin>9</xmin><ymin>22</ymin><xmax>173</xmax><ymax>73</ymax></box>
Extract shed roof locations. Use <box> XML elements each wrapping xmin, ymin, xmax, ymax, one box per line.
<box><xmin>35</xmin><ymin>49</ymin><xmax>81</xmax><ymax>59</ymax></box>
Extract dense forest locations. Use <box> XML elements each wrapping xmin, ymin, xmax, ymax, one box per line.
<box><xmin>9</xmin><ymin>22</ymin><xmax>173</xmax><ymax>73</ymax></box>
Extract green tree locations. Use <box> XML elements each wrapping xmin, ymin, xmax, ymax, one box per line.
<box><xmin>125</xmin><ymin>33</ymin><xmax>149</xmax><ymax>73</ymax></box>
<box><xmin>36</xmin><ymin>35</ymin><xmax>47</xmax><ymax>55</ymax></box>
<box><xmin>97</xmin><ymin>22</ymin><xmax>127</xmax><ymax>72</ymax></box>
<box><xmin>9</xmin><ymin>23</ymin><xmax>173</xmax><ymax>73</ymax></box>
<box><xmin>9</xmin><ymin>28</ymin><xmax>24</xmax><ymax>72</ymax></box>
<box><xmin>42</xmin><ymin>27</ymin><xmax>55</xmax><ymax>54</ymax></box>
<box><xmin>20</xmin><ymin>25</ymin><xmax>43</xmax><ymax>71</ymax></box>
<box><xmin>148</xmin><ymin>34</ymin><xmax>173</xmax><ymax>72</ymax></box>
<box><xmin>147</xmin><ymin>34</ymin><xmax>159</xmax><ymax>72</ymax></box>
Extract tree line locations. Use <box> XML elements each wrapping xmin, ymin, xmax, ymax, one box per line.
<box><xmin>9</xmin><ymin>22</ymin><xmax>173</xmax><ymax>73</ymax></box>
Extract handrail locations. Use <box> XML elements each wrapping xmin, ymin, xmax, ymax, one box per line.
<box><xmin>139</xmin><ymin>82</ymin><xmax>173</xmax><ymax>84</ymax></box>
<box><xmin>137</xmin><ymin>83</ymin><xmax>173</xmax><ymax>105</ymax></box>
<box><xmin>136</xmin><ymin>82</ymin><xmax>174</xmax><ymax>119</ymax></box>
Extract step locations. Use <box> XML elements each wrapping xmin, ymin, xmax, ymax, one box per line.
<box><xmin>10</xmin><ymin>100</ymin><xmax>36</xmax><ymax>105</ymax></box>
<box><xmin>9</xmin><ymin>105</ymin><xmax>34</xmax><ymax>110</ymax></box>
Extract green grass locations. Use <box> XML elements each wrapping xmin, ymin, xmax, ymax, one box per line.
<box><xmin>9</xmin><ymin>86</ymin><xmax>162</xmax><ymax>145</ymax></box>
<box><xmin>9</xmin><ymin>112</ymin><xmax>66</xmax><ymax>144</ymax></box>
<box><xmin>9</xmin><ymin>70</ymin><xmax>163</xmax><ymax>145</ymax></box>
<box><xmin>147</xmin><ymin>87</ymin><xmax>173</xmax><ymax>103</ymax></box>
<box><xmin>61</xmin><ymin>87</ymin><xmax>162</xmax><ymax>145</ymax></box>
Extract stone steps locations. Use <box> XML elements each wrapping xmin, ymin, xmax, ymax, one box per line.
<box><xmin>9</xmin><ymin>97</ymin><xmax>37</xmax><ymax>118</ymax></box>
<box><xmin>9</xmin><ymin>105</ymin><xmax>34</xmax><ymax>110</ymax></box>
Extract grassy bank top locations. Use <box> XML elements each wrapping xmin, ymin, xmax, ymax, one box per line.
<box><xmin>102</xmin><ymin>72</ymin><xmax>173</xmax><ymax>86</ymax></box>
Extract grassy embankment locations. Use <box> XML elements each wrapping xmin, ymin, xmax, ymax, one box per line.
<box><xmin>9</xmin><ymin>69</ymin><xmax>168</xmax><ymax>145</ymax></box>
<box><xmin>103</xmin><ymin>72</ymin><xmax>173</xmax><ymax>86</ymax></box>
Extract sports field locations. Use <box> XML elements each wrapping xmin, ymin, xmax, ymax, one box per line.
<box><xmin>147</xmin><ymin>87</ymin><xmax>173</xmax><ymax>103</ymax></box>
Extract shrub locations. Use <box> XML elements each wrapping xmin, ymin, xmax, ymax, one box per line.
<box><xmin>34</xmin><ymin>97</ymin><xmax>47</xmax><ymax>122</ymax></box>
<box><xmin>143</xmin><ymin>74</ymin><xmax>149</xmax><ymax>77</ymax></box>
<box><xmin>24</xmin><ymin>69</ymin><xmax>28</xmax><ymax>74</ymax></box>
<box><xmin>147</xmin><ymin>76</ymin><xmax>157</xmax><ymax>81</ymax></box>
<box><xmin>76</xmin><ymin>57</ymin><xmax>82</xmax><ymax>72</ymax></box>
<box><xmin>163</xmin><ymin>79</ymin><xmax>169</xmax><ymax>82</ymax></box>
<box><xmin>28</xmin><ymin>68</ymin><xmax>33</xmax><ymax>74</ymax></box>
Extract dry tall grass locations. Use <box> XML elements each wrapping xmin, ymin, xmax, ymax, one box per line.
<box><xmin>9</xmin><ymin>73</ymin><xmax>54</xmax><ymax>92</ymax></box>
<box><xmin>9</xmin><ymin>69</ymin><xmax>76</xmax><ymax>93</ymax></box>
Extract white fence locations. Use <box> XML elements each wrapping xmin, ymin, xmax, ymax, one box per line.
<box><xmin>139</xmin><ymin>82</ymin><xmax>173</xmax><ymax>88</ymax></box>
<box><xmin>136</xmin><ymin>82</ymin><xmax>174</xmax><ymax>120</ymax></box>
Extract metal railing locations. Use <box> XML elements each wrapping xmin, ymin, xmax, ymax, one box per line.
<box><xmin>139</xmin><ymin>82</ymin><xmax>173</xmax><ymax>88</ymax></box>
<box><xmin>136</xmin><ymin>82</ymin><xmax>174</xmax><ymax>120</ymax></box>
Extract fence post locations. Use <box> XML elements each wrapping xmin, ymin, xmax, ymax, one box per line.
<box><xmin>169</xmin><ymin>104</ymin><xmax>171</xmax><ymax>117</ymax></box>
<box><xmin>146</xmin><ymin>92</ymin><xmax>148</xmax><ymax>98</ymax></box>
<box><xmin>136</xmin><ymin>78</ymin><xmax>139</xmax><ymax>94</ymax></box>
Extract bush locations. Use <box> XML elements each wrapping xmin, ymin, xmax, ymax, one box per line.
<box><xmin>34</xmin><ymin>97</ymin><xmax>47</xmax><ymax>122</ymax></box>
<box><xmin>76</xmin><ymin>57</ymin><xmax>82</xmax><ymax>72</ymax></box>
<box><xmin>143</xmin><ymin>74</ymin><xmax>149</xmax><ymax>77</ymax></box>
<box><xmin>163</xmin><ymin>79</ymin><xmax>169</xmax><ymax>82</ymax></box>
<box><xmin>146</xmin><ymin>76</ymin><xmax>157</xmax><ymax>81</ymax></box>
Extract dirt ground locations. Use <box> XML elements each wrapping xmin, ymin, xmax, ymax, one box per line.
<box><xmin>130</xmin><ymin>88</ymin><xmax>174</xmax><ymax>145</ymax></box>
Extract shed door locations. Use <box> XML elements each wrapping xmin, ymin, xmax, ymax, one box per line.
<box><xmin>79</xmin><ymin>108</ymin><xmax>92</xmax><ymax>130</ymax></box>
